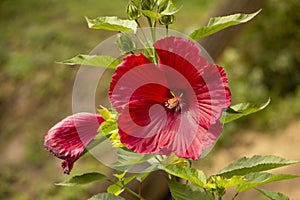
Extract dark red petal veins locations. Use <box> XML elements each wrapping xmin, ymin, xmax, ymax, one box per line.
<box><xmin>44</xmin><ymin>113</ymin><xmax>104</xmax><ymax>174</ymax></box>
<box><xmin>216</xmin><ymin>66</ymin><xmax>231</xmax><ymax>107</ymax></box>
<box><xmin>183</xmin><ymin>121</ymin><xmax>223</xmax><ymax>160</ymax></box>
<box><xmin>118</xmin><ymin>111</ymin><xmax>180</xmax><ymax>154</ymax></box>
<box><xmin>109</xmin><ymin>54</ymin><xmax>152</xmax><ymax>98</ymax></box>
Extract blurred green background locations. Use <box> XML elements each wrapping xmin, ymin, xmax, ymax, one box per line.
<box><xmin>0</xmin><ymin>0</ymin><xmax>299</xmax><ymax>199</ymax></box>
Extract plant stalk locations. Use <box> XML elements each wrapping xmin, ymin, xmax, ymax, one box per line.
<box><xmin>124</xmin><ymin>186</ymin><xmax>145</xmax><ymax>200</ymax></box>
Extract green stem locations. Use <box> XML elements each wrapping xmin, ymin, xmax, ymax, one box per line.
<box><xmin>204</xmin><ymin>189</ymin><xmax>215</xmax><ymax>200</ymax></box>
<box><xmin>135</xmin><ymin>20</ymin><xmax>153</xmax><ymax>57</ymax></box>
<box><xmin>146</xmin><ymin>16</ymin><xmax>158</xmax><ymax>64</ymax></box>
<box><xmin>139</xmin><ymin>181</ymin><xmax>142</xmax><ymax>197</ymax></box>
<box><xmin>146</xmin><ymin>16</ymin><xmax>152</xmax><ymax>28</ymax></box>
<box><xmin>185</xmin><ymin>160</ymin><xmax>192</xmax><ymax>184</ymax></box>
<box><xmin>232</xmin><ymin>193</ymin><xmax>239</xmax><ymax>200</ymax></box>
<box><xmin>166</xmin><ymin>25</ymin><xmax>169</xmax><ymax>37</ymax></box>
<box><xmin>124</xmin><ymin>186</ymin><xmax>145</xmax><ymax>200</ymax></box>
<box><xmin>152</xmin><ymin>20</ymin><xmax>158</xmax><ymax>64</ymax></box>
<box><xmin>154</xmin><ymin>155</ymin><xmax>162</xmax><ymax>163</ymax></box>
<box><xmin>146</xmin><ymin>16</ymin><xmax>154</xmax><ymax>42</ymax></box>
<box><xmin>153</xmin><ymin>20</ymin><xmax>157</xmax><ymax>42</ymax></box>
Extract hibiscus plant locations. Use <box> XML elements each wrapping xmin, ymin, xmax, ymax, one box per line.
<box><xmin>44</xmin><ymin>1</ymin><xmax>299</xmax><ymax>199</ymax></box>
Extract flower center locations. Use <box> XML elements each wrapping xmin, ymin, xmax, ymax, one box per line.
<box><xmin>164</xmin><ymin>91</ymin><xmax>182</xmax><ymax>110</ymax></box>
<box><xmin>165</xmin><ymin>97</ymin><xmax>179</xmax><ymax>109</ymax></box>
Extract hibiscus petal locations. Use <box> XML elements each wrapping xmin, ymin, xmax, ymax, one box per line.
<box><xmin>44</xmin><ymin>113</ymin><xmax>104</xmax><ymax>174</ymax></box>
<box><xmin>183</xmin><ymin>121</ymin><xmax>223</xmax><ymax>159</ymax></box>
<box><xmin>109</xmin><ymin>36</ymin><xmax>231</xmax><ymax>160</ymax></box>
<box><xmin>109</xmin><ymin>53</ymin><xmax>171</xmax><ymax>138</ymax></box>
<box><xmin>109</xmin><ymin>53</ymin><xmax>153</xmax><ymax>110</ymax></box>
<box><xmin>154</xmin><ymin>36</ymin><xmax>231</xmax><ymax>127</ymax></box>
<box><xmin>117</xmin><ymin>108</ymin><xmax>178</xmax><ymax>153</ymax></box>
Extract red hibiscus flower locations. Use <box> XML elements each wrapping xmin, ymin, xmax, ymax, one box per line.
<box><xmin>109</xmin><ymin>36</ymin><xmax>231</xmax><ymax>160</ymax></box>
<box><xmin>44</xmin><ymin>113</ymin><xmax>104</xmax><ymax>174</ymax></box>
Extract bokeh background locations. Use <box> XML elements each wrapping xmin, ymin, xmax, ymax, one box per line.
<box><xmin>0</xmin><ymin>0</ymin><xmax>299</xmax><ymax>199</ymax></box>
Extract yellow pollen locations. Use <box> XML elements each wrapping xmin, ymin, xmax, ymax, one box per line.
<box><xmin>165</xmin><ymin>97</ymin><xmax>179</xmax><ymax>109</ymax></box>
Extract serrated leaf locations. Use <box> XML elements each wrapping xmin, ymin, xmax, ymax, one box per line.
<box><xmin>216</xmin><ymin>155</ymin><xmax>298</xmax><ymax>178</ymax></box>
<box><xmin>166</xmin><ymin>178</ymin><xmax>212</xmax><ymax>200</ymax></box>
<box><xmin>88</xmin><ymin>193</ymin><xmax>125</xmax><ymax>200</ymax></box>
<box><xmin>85</xmin><ymin>16</ymin><xmax>137</xmax><ymax>33</ymax></box>
<box><xmin>256</xmin><ymin>188</ymin><xmax>290</xmax><ymax>200</ymax></box>
<box><xmin>189</xmin><ymin>10</ymin><xmax>261</xmax><ymax>40</ymax></box>
<box><xmin>236</xmin><ymin>172</ymin><xmax>298</xmax><ymax>192</ymax></box>
<box><xmin>220</xmin><ymin>98</ymin><xmax>270</xmax><ymax>123</ymax></box>
<box><xmin>58</xmin><ymin>54</ymin><xmax>121</xmax><ymax>69</ymax></box>
<box><xmin>56</xmin><ymin>172</ymin><xmax>107</xmax><ymax>186</ymax></box>
<box><xmin>161</xmin><ymin>165</ymin><xmax>206</xmax><ymax>187</ymax></box>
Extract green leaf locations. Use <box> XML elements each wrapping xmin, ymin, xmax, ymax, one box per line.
<box><xmin>189</xmin><ymin>10</ymin><xmax>261</xmax><ymax>40</ymax></box>
<box><xmin>216</xmin><ymin>155</ymin><xmax>298</xmax><ymax>178</ymax></box>
<box><xmin>220</xmin><ymin>98</ymin><xmax>270</xmax><ymax>123</ymax></box>
<box><xmin>112</xmin><ymin>149</ymin><xmax>157</xmax><ymax>171</ymax></box>
<box><xmin>98</xmin><ymin>120</ymin><xmax>118</xmax><ymax>136</ymax></box>
<box><xmin>161</xmin><ymin>165</ymin><xmax>206</xmax><ymax>187</ymax></box>
<box><xmin>256</xmin><ymin>188</ymin><xmax>290</xmax><ymax>200</ymax></box>
<box><xmin>55</xmin><ymin>172</ymin><xmax>107</xmax><ymax>186</ymax></box>
<box><xmin>166</xmin><ymin>178</ymin><xmax>212</xmax><ymax>200</ymax></box>
<box><xmin>97</xmin><ymin>117</ymin><xmax>123</xmax><ymax>148</ymax></box>
<box><xmin>85</xmin><ymin>16</ymin><xmax>137</xmax><ymax>33</ymax></box>
<box><xmin>141</xmin><ymin>10</ymin><xmax>163</xmax><ymax>21</ymax></box>
<box><xmin>88</xmin><ymin>193</ymin><xmax>125</xmax><ymax>200</ymax></box>
<box><xmin>214</xmin><ymin>176</ymin><xmax>246</xmax><ymax>189</ymax></box>
<box><xmin>236</xmin><ymin>172</ymin><xmax>298</xmax><ymax>192</ymax></box>
<box><xmin>107</xmin><ymin>175</ymin><xmax>136</xmax><ymax>196</ymax></box>
<box><xmin>156</xmin><ymin>0</ymin><xmax>164</xmax><ymax>6</ymax></box>
<box><xmin>113</xmin><ymin>171</ymin><xmax>127</xmax><ymax>180</ymax></box>
<box><xmin>58</xmin><ymin>54</ymin><xmax>121</xmax><ymax>69</ymax></box>
<box><xmin>160</xmin><ymin>0</ymin><xmax>181</xmax><ymax>15</ymax></box>
<box><xmin>116</xmin><ymin>33</ymin><xmax>136</xmax><ymax>54</ymax></box>
<box><xmin>83</xmin><ymin>134</ymin><xmax>107</xmax><ymax>155</ymax></box>
<box><xmin>109</xmin><ymin>129</ymin><xmax>124</xmax><ymax>148</ymax></box>
<box><xmin>98</xmin><ymin>106</ymin><xmax>114</xmax><ymax>121</ymax></box>
<box><xmin>107</xmin><ymin>182</ymin><xmax>124</xmax><ymax>196</ymax></box>
<box><xmin>161</xmin><ymin>154</ymin><xmax>190</xmax><ymax>166</ymax></box>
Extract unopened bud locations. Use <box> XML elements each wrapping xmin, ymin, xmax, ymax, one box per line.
<box><xmin>141</xmin><ymin>0</ymin><xmax>154</xmax><ymax>11</ymax></box>
<box><xmin>158</xmin><ymin>0</ymin><xmax>168</xmax><ymax>13</ymax></box>
<box><xmin>116</xmin><ymin>33</ymin><xmax>136</xmax><ymax>54</ymax></box>
<box><xmin>159</xmin><ymin>15</ymin><xmax>175</xmax><ymax>25</ymax></box>
<box><xmin>127</xmin><ymin>1</ymin><xmax>141</xmax><ymax>20</ymax></box>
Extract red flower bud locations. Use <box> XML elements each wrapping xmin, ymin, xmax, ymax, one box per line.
<box><xmin>44</xmin><ymin>113</ymin><xmax>104</xmax><ymax>174</ymax></box>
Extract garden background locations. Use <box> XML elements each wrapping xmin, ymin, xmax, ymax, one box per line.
<box><xmin>0</xmin><ymin>0</ymin><xmax>299</xmax><ymax>199</ymax></box>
